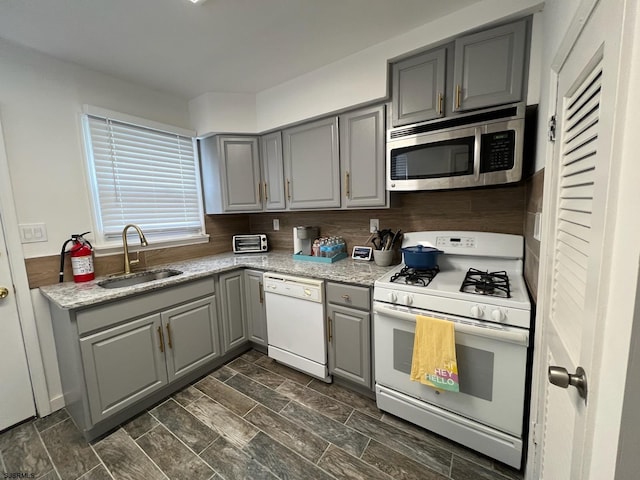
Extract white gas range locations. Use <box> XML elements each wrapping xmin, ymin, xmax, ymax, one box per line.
<box><xmin>373</xmin><ymin>231</ymin><xmax>532</xmax><ymax>469</ymax></box>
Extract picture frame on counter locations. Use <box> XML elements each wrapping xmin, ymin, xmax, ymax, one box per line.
<box><xmin>352</xmin><ymin>246</ymin><xmax>373</xmax><ymax>261</ymax></box>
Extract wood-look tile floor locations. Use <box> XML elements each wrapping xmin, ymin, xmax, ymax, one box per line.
<box><xmin>0</xmin><ymin>349</ymin><xmax>523</xmax><ymax>480</ymax></box>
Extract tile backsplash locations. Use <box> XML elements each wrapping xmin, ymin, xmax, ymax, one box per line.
<box><xmin>523</xmin><ymin>169</ymin><xmax>544</xmax><ymax>302</ymax></box>
<box><xmin>249</xmin><ymin>184</ymin><xmax>526</xmax><ymax>254</ymax></box>
<box><xmin>26</xmin><ymin>183</ymin><xmax>535</xmax><ymax>290</ymax></box>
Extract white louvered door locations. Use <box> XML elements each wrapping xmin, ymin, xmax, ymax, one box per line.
<box><xmin>535</xmin><ymin>1</ymin><xmax>623</xmax><ymax>478</ymax></box>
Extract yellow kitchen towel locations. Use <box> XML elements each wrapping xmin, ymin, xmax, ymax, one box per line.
<box><xmin>410</xmin><ymin>315</ymin><xmax>459</xmax><ymax>392</ymax></box>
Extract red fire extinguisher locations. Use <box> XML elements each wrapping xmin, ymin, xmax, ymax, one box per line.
<box><xmin>59</xmin><ymin>232</ymin><xmax>95</xmax><ymax>283</ymax></box>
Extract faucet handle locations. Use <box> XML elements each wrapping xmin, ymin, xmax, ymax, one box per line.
<box><xmin>130</xmin><ymin>250</ymin><xmax>142</xmax><ymax>267</ymax></box>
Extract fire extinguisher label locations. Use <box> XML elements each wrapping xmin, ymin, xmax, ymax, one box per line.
<box><xmin>71</xmin><ymin>256</ymin><xmax>94</xmax><ymax>275</ymax></box>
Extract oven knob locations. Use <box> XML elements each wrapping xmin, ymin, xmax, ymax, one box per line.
<box><xmin>404</xmin><ymin>294</ymin><xmax>413</xmax><ymax>306</ymax></box>
<box><xmin>491</xmin><ymin>309</ymin><xmax>505</xmax><ymax>322</ymax></box>
<box><xmin>388</xmin><ymin>292</ymin><xmax>397</xmax><ymax>302</ymax></box>
<box><xmin>470</xmin><ymin>305</ymin><xmax>484</xmax><ymax>318</ymax></box>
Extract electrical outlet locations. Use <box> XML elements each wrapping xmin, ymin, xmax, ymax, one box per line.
<box><xmin>369</xmin><ymin>219</ymin><xmax>379</xmax><ymax>233</ymax></box>
<box><xmin>19</xmin><ymin>223</ymin><xmax>48</xmax><ymax>243</ymax></box>
<box><xmin>273</xmin><ymin>218</ymin><xmax>280</xmax><ymax>231</ymax></box>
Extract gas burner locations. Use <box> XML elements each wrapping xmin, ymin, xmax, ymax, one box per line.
<box><xmin>460</xmin><ymin>268</ymin><xmax>511</xmax><ymax>298</ymax></box>
<box><xmin>390</xmin><ymin>266</ymin><xmax>439</xmax><ymax>287</ymax></box>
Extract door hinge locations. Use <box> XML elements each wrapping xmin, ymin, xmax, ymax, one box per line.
<box><xmin>548</xmin><ymin>115</ymin><xmax>557</xmax><ymax>142</ymax></box>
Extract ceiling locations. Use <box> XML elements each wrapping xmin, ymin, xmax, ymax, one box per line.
<box><xmin>0</xmin><ymin>0</ymin><xmax>483</xmax><ymax>99</ymax></box>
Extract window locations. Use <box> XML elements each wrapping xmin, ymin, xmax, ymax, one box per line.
<box><xmin>82</xmin><ymin>106</ymin><xmax>206</xmax><ymax>249</ymax></box>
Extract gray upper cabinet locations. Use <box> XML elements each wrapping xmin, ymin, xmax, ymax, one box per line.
<box><xmin>259</xmin><ymin>132</ymin><xmax>286</xmax><ymax>210</ymax></box>
<box><xmin>162</xmin><ymin>296</ymin><xmax>219</xmax><ymax>381</ymax></box>
<box><xmin>244</xmin><ymin>269</ymin><xmax>267</xmax><ymax>348</ymax></box>
<box><xmin>391</xmin><ymin>47</ymin><xmax>446</xmax><ymax>127</ymax></box>
<box><xmin>339</xmin><ymin>105</ymin><xmax>387</xmax><ymax>208</ymax></box>
<box><xmin>452</xmin><ymin>19</ymin><xmax>527</xmax><ymax>112</ymax></box>
<box><xmin>283</xmin><ymin>117</ymin><xmax>341</xmax><ymax>209</ymax></box>
<box><xmin>200</xmin><ymin>135</ymin><xmax>262</xmax><ymax>213</ymax></box>
<box><xmin>218</xmin><ymin>270</ymin><xmax>249</xmax><ymax>352</ymax></box>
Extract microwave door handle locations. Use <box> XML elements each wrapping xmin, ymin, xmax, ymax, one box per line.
<box><xmin>473</xmin><ymin>128</ymin><xmax>482</xmax><ymax>180</ymax></box>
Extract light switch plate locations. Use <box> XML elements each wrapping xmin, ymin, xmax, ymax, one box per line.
<box><xmin>273</xmin><ymin>219</ymin><xmax>280</xmax><ymax>231</ymax></box>
<box><xmin>19</xmin><ymin>223</ymin><xmax>48</xmax><ymax>243</ymax></box>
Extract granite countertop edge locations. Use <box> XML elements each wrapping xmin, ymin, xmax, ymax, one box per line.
<box><xmin>39</xmin><ymin>251</ymin><xmax>396</xmax><ymax>310</ymax></box>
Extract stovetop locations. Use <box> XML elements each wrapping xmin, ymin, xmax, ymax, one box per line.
<box><xmin>373</xmin><ymin>231</ymin><xmax>532</xmax><ymax>329</ymax></box>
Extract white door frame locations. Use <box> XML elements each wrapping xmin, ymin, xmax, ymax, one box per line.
<box><xmin>527</xmin><ymin>0</ymin><xmax>640</xmax><ymax>477</ymax></box>
<box><xmin>0</xmin><ymin>117</ymin><xmax>52</xmax><ymax>417</ymax></box>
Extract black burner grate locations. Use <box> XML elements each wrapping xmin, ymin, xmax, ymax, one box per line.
<box><xmin>460</xmin><ymin>268</ymin><xmax>511</xmax><ymax>298</ymax></box>
<box><xmin>390</xmin><ymin>266</ymin><xmax>439</xmax><ymax>287</ymax></box>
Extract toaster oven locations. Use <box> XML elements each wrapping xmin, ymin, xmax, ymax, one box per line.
<box><xmin>233</xmin><ymin>234</ymin><xmax>268</xmax><ymax>253</ymax></box>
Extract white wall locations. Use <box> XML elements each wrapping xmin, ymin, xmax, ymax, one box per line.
<box><xmin>0</xmin><ymin>39</ymin><xmax>192</xmax><ymax>259</ymax></box>
<box><xmin>188</xmin><ymin>0</ymin><xmax>544</xmax><ymax>136</ymax></box>
<box><xmin>188</xmin><ymin>91</ymin><xmax>256</xmax><ymax>137</ymax></box>
<box><xmin>255</xmin><ymin>0</ymin><xmax>544</xmax><ymax>132</ymax></box>
<box><xmin>532</xmin><ymin>0</ymin><xmax>582</xmax><ymax>171</ymax></box>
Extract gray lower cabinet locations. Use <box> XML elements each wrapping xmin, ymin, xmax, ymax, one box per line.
<box><xmin>48</xmin><ymin>277</ymin><xmax>220</xmax><ymax>439</ymax></box>
<box><xmin>200</xmin><ymin>135</ymin><xmax>262</xmax><ymax>213</ymax></box>
<box><xmin>218</xmin><ymin>270</ymin><xmax>249</xmax><ymax>352</ymax></box>
<box><xmin>453</xmin><ymin>19</ymin><xmax>527</xmax><ymax>112</ymax></box>
<box><xmin>326</xmin><ymin>282</ymin><xmax>372</xmax><ymax>389</ymax></box>
<box><xmin>80</xmin><ymin>313</ymin><xmax>168</xmax><ymax>424</ymax></box>
<box><xmin>283</xmin><ymin>116</ymin><xmax>341</xmax><ymax>209</ymax></box>
<box><xmin>162</xmin><ymin>296</ymin><xmax>220</xmax><ymax>380</ymax></box>
<box><xmin>339</xmin><ymin>104</ymin><xmax>387</xmax><ymax>208</ymax></box>
<box><xmin>244</xmin><ymin>269</ymin><xmax>267</xmax><ymax>347</ymax></box>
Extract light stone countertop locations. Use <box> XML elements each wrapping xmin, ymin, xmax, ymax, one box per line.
<box><xmin>39</xmin><ymin>251</ymin><xmax>396</xmax><ymax>310</ymax></box>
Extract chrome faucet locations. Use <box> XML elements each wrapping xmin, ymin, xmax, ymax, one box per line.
<box><xmin>122</xmin><ymin>224</ymin><xmax>149</xmax><ymax>274</ymax></box>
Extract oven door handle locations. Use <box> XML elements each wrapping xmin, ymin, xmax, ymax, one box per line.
<box><xmin>373</xmin><ymin>303</ymin><xmax>529</xmax><ymax>346</ymax></box>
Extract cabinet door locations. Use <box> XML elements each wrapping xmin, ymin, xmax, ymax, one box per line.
<box><xmin>327</xmin><ymin>304</ymin><xmax>371</xmax><ymax>389</ymax></box>
<box><xmin>218</xmin><ymin>271</ymin><xmax>249</xmax><ymax>352</ymax></box>
<box><xmin>162</xmin><ymin>296</ymin><xmax>220</xmax><ymax>381</ymax></box>
<box><xmin>452</xmin><ymin>19</ymin><xmax>527</xmax><ymax>112</ymax></box>
<box><xmin>260</xmin><ymin>132</ymin><xmax>286</xmax><ymax>210</ymax></box>
<box><xmin>244</xmin><ymin>270</ymin><xmax>267</xmax><ymax>347</ymax></box>
<box><xmin>219</xmin><ymin>136</ymin><xmax>262</xmax><ymax>212</ymax></box>
<box><xmin>391</xmin><ymin>47</ymin><xmax>446</xmax><ymax>127</ymax></box>
<box><xmin>283</xmin><ymin>117</ymin><xmax>340</xmax><ymax>209</ymax></box>
<box><xmin>80</xmin><ymin>314</ymin><xmax>168</xmax><ymax>424</ymax></box>
<box><xmin>339</xmin><ymin>105</ymin><xmax>387</xmax><ymax>208</ymax></box>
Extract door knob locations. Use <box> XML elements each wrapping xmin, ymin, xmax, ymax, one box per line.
<box><xmin>548</xmin><ymin>365</ymin><xmax>588</xmax><ymax>401</ymax></box>
<box><xmin>0</xmin><ymin>287</ymin><xmax>9</xmax><ymax>299</ymax></box>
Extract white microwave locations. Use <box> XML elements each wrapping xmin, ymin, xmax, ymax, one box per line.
<box><xmin>387</xmin><ymin>103</ymin><xmax>527</xmax><ymax>191</ymax></box>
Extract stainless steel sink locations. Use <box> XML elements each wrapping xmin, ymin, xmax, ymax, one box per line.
<box><xmin>98</xmin><ymin>269</ymin><xmax>183</xmax><ymax>289</ymax></box>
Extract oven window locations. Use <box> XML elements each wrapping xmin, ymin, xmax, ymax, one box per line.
<box><xmin>390</xmin><ymin>137</ymin><xmax>474</xmax><ymax>180</ymax></box>
<box><xmin>392</xmin><ymin>329</ymin><xmax>494</xmax><ymax>401</ymax></box>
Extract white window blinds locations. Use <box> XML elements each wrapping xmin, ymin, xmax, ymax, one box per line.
<box><xmin>83</xmin><ymin>112</ymin><xmax>205</xmax><ymax>245</ymax></box>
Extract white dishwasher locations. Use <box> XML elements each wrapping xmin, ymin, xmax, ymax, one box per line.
<box><xmin>263</xmin><ymin>272</ymin><xmax>331</xmax><ymax>382</ymax></box>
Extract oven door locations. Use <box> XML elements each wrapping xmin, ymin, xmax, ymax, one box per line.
<box><xmin>373</xmin><ymin>302</ymin><xmax>529</xmax><ymax>436</ymax></box>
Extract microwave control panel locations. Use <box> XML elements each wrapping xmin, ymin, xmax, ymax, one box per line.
<box><xmin>480</xmin><ymin>130</ymin><xmax>515</xmax><ymax>173</ymax></box>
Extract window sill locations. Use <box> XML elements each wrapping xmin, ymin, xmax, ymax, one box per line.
<box><xmin>93</xmin><ymin>234</ymin><xmax>210</xmax><ymax>257</ymax></box>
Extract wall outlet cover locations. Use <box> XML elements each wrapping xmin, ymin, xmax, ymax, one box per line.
<box><xmin>273</xmin><ymin>219</ymin><xmax>280</xmax><ymax>231</ymax></box>
<box><xmin>369</xmin><ymin>219</ymin><xmax>379</xmax><ymax>233</ymax></box>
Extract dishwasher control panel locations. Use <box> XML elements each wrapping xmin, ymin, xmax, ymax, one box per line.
<box><xmin>263</xmin><ymin>272</ymin><xmax>324</xmax><ymax>303</ymax></box>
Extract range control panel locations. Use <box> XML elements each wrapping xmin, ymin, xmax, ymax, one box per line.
<box><xmin>436</xmin><ymin>236</ymin><xmax>476</xmax><ymax>249</ymax></box>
